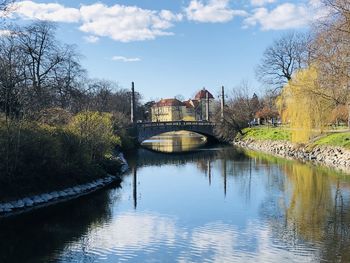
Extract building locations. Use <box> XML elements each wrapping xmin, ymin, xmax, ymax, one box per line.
<box><xmin>151</xmin><ymin>98</ymin><xmax>185</xmax><ymax>122</ymax></box>
<box><xmin>151</xmin><ymin>88</ymin><xmax>215</xmax><ymax>122</ymax></box>
<box><xmin>194</xmin><ymin>88</ymin><xmax>215</xmax><ymax>120</ymax></box>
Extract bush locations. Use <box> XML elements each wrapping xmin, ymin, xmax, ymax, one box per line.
<box><xmin>0</xmin><ymin>111</ymin><xmax>122</xmax><ymax>201</ymax></box>
<box><xmin>68</xmin><ymin>111</ymin><xmax>121</xmax><ymax>162</ymax></box>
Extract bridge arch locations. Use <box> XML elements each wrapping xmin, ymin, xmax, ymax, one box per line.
<box><xmin>136</xmin><ymin>121</ymin><xmax>217</xmax><ymax>144</ymax></box>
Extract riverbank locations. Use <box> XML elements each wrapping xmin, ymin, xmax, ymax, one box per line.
<box><xmin>0</xmin><ymin>152</ymin><xmax>129</xmax><ymax>218</ymax></box>
<box><xmin>234</xmin><ymin>127</ymin><xmax>350</xmax><ymax>173</ymax></box>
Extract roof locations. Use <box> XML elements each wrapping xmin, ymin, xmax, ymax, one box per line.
<box><xmin>183</xmin><ymin>100</ymin><xmax>194</xmax><ymax>108</ymax></box>
<box><xmin>195</xmin><ymin>88</ymin><xmax>214</xmax><ymax>100</ymax></box>
<box><xmin>153</xmin><ymin>98</ymin><xmax>185</xmax><ymax>107</ymax></box>
<box><xmin>183</xmin><ymin>99</ymin><xmax>200</xmax><ymax>108</ymax></box>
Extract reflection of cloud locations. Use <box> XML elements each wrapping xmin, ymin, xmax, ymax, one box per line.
<box><xmin>180</xmin><ymin>221</ymin><xmax>317</xmax><ymax>263</ymax></box>
<box><xmin>83</xmin><ymin>212</ymin><xmax>176</xmax><ymax>252</ymax></box>
<box><xmin>62</xmin><ymin>212</ymin><xmax>318</xmax><ymax>262</ymax></box>
<box><xmin>186</xmin><ymin>222</ymin><xmax>238</xmax><ymax>262</ymax></box>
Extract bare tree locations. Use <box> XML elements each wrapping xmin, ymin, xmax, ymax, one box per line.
<box><xmin>51</xmin><ymin>44</ymin><xmax>86</xmax><ymax>110</ymax></box>
<box><xmin>0</xmin><ymin>0</ymin><xmax>15</xmax><ymax>16</ymax></box>
<box><xmin>256</xmin><ymin>32</ymin><xmax>310</xmax><ymax>93</ymax></box>
<box><xmin>310</xmin><ymin>0</ymin><xmax>350</xmax><ymax>126</ymax></box>
<box><xmin>18</xmin><ymin>22</ymin><xmax>65</xmax><ymax>114</ymax></box>
<box><xmin>0</xmin><ymin>28</ymin><xmax>25</xmax><ymax>119</ymax></box>
<box><xmin>322</xmin><ymin>0</ymin><xmax>350</xmax><ymax>34</ymax></box>
<box><xmin>215</xmin><ymin>81</ymin><xmax>262</xmax><ymax>141</ymax></box>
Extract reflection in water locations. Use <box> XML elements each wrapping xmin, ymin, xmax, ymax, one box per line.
<box><xmin>208</xmin><ymin>160</ymin><xmax>212</xmax><ymax>186</ymax></box>
<box><xmin>133</xmin><ymin>167</ymin><xmax>137</xmax><ymax>209</ymax></box>
<box><xmin>0</xmin><ymin>145</ymin><xmax>350</xmax><ymax>262</ymax></box>
<box><xmin>0</xmin><ymin>190</ymin><xmax>114</xmax><ymax>263</ymax></box>
<box><xmin>141</xmin><ymin>131</ymin><xmax>207</xmax><ymax>153</ymax></box>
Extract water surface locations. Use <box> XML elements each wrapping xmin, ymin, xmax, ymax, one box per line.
<box><xmin>141</xmin><ymin>131</ymin><xmax>207</xmax><ymax>152</ymax></box>
<box><xmin>0</xmin><ymin>138</ymin><xmax>350</xmax><ymax>262</ymax></box>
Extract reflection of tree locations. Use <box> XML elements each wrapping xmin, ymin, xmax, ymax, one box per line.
<box><xmin>128</xmin><ymin>145</ymin><xmax>248</xmax><ymax>169</ymax></box>
<box><xmin>0</xmin><ymin>189</ymin><xmax>115</xmax><ymax>263</ymax></box>
<box><xmin>320</xmin><ymin>180</ymin><xmax>350</xmax><ymax>262</ymax></box>
<box><xmin>285</xmin><ymin>164</ymin><xmax>332</xmax><ymax>242</ymax></box>
<box><xmin>250</xmin><ymin>151</ymin><xmax>350</xmax><ymax>261</ymax></box>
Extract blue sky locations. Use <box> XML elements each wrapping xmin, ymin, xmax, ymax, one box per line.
<box><xmin>3</xmin><ymin>0</ymin><xmax>327</xmax><ymax>101</ymax></box>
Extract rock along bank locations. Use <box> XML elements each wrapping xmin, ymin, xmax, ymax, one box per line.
<box><xmin>234</xmin><ymin>138</ymin><xmax>350</xmax><ymax>173</ymax></box>
<box><xmin>0</xmin><ymin>152</ymin><xmax>129</xmax><ymax>218</ymax></box>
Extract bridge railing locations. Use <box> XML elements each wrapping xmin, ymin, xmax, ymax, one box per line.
<box><xmin>137</xmin><ymin>121</ymin><xmax>217</xmax><ymax>128</ymax></box>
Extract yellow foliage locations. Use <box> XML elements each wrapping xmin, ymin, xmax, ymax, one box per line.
<box><xmin>278</xmin><ymin>66</ymin><xmax>332</xmax><ymax>143</ymax></box>
<box><xmin>69</xmin><ymin>111</ymin><xmax>120</xmax><ymax>161</ymax></box>
<box><xmin>284</xmin><ymin>163</ymin><xmax>332</xmax><ymax>242</ymax></box>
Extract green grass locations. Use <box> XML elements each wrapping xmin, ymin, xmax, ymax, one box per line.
<box><xmin>239</xmin><ymin>126</ymin><xmax>350</xmax><ymax>149</ymax></box>
<box><xmin>239</xmin><ymin>126</ymin><xmax>291</xmax><ymax>141</ymax></box>
<box><xmin>313</xmin><ymin>132</ymin><xmax>350</xmax><ymax>149</ymax></box>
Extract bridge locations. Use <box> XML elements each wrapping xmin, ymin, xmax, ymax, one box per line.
<box><xmin>135</xmin><ymin>121</ymin><xmax>217</xmax><ymax>143</ymax></box>
<box><xmin>128</xmin><ymin>82</ymin><xmax>224</xmax><ymax>144</ymax></box>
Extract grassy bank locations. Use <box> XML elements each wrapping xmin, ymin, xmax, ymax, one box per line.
<box><xmin>313</xmin><ymin>132</ymin><xmax>350</xmax><ymax>149</ymax></box>
<box><xmin>237</xmin><ymin>126</ymin><xmax>291</xmax><ymax>141</ymax></box>
<box><xmin>237</xmin><ymin>126</ymin><xmax>350</xmax><ymax>149</ymax></box>
<box><xmin>0</xmin><ymin>111</ymin><xmax>124</xmax><ymax>202</ymax></box>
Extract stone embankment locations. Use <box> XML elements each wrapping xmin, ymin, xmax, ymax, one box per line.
<box><xmin>234</xmin><ymin>139</ymin><xmax>350</xmax><ymax>173</ymax></box>
<box><xmin>0</xmin><ymin>153</ymin><xmax>129</xmax><ymax>218</ymax></box>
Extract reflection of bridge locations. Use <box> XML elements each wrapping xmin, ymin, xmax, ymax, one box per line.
<box><xmin>135</xmin><ymin>121</ymin><xmax>217</xmax><ymax>143</ymax></box>
<box><xmin>126</xmin><ymin>146</ymin><xmax>250</xmax><ymax>208</ymax></box>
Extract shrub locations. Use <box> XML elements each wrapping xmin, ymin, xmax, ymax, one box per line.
<box><xmin>68</xmin><ymin>111</ymin><xmax>121</xmax><ymax>162</ymax></box>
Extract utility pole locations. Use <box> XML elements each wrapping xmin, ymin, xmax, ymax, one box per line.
<box><xmin>206</xmin><ymin>91</ymin><xmax>210</xmax><ymax>121</ymax></box>
<box><xmin>221</xmin><ymin>86</ymin><xmax>225</xmax><ymax>121</ymax></box>
<box><xmin>131</xmin><ymin>82</ymin><xmax>136</xmax><ymax>124</ymax></box>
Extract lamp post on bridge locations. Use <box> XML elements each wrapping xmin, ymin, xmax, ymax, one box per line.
<box><xmin>131</xmin><ymin>82</ymin><xmax>136</xmax><ymax>124</ymax></box>
<box><xmin>220</xmin><ymin>86</ymin><xmax>225</xmax><ymax>122</ymax></box>
<box><xmin>206</xmin><ymin>91</ymin><xmax>210</xmax><ymax>121</ymax></box>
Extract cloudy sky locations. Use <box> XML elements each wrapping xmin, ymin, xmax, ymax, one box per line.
<box><xmin>4</xmin><ymin>0</ymin><xmax>327</xmax><ymax>100</ymax></box>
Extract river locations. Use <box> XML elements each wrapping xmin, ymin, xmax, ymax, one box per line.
<box><xmin>0</xmin><ymin>132</ymin><xmax>350</xmax><ymax>262</ymax></box>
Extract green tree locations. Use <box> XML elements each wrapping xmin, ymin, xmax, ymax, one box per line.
<box><xmin>69</xmin><ymin>111</ymin><xmax>120</xmax><ymax>162</ymax></box>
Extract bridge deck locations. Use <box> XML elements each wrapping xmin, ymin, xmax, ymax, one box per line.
<box><xmin>135</xmin><ymin>121</ymin><xmax>218</xmax><ymax>143</ymax></box>
<box><xmin>137</xmin><ymin>121</ymin><xmax>217</xmax><ymax>127</ymax></box>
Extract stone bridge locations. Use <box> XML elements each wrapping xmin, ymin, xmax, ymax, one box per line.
<box><xmin>135</xmin><ymin>121</ymin><xmax>218</xmax><ymax>143</ymax></box>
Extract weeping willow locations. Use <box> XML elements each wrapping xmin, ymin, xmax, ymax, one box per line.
<box><xmin>277</xmin><ymin>66</ymin><xmax>332</xmax><ymax>143</ymax></box>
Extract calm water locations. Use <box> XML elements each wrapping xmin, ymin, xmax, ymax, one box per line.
<box><xmin>141</xmin><ymin>131</ymin><xmax>207</xmax><ymax>152</ymax></box>
<box><xmin>1</xmin><ymin>134</ymin><xmax>350</xmax><ymax>263</ymax></box>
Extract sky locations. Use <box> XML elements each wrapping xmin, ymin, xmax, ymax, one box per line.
<box><xmin>1</xmin><ymin>0</ymin><xmax>328</xmax><ymax>101</ymax></box>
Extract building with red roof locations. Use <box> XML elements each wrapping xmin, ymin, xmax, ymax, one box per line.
<box><xmin>151</xmin><ymin>88</ymin><xmax>215</xmax><ymax>122</ymax></box>
<box><xmin>194</xmin><ymin>89</ymin><xmax>214</xmax><ymax>100</ymax></box>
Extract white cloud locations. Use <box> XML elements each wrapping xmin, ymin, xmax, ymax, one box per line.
<box><xmin>0</xmin><ymin>30</ymin><xmax>13</xmax><ymax>37</ymax></box>
<box><xmin>112</xmin><ymin>56</ymin><xmax>141</xmax><ymax>62</ymax></box>
<box><xmin>11</xmin><ymin>1</ymin><xmax>182</xmax><ymax>42</ymax></box>
<box><xmin>250</xmin><ymin>0</ymin><xmax>276</xmax><ymax>7</ymax></box>
<box><xmin>84</xmin><ymin>35</ymin><xmax>99</xmax><ymax>43</ymax></box>
<box><xmin>185</xmin><ymin>0</ymin><xmax>247</xmax><ymax>23</ymax></box>
<box><xmin>244</xmin><ymin>0</ymin><xmax>329</xmax><ymax>30</ymax></box>
<box><xmin>14</xmin><ymin>1</ymin><xmax>80</xmax><ymax>22</ymax></box>
<box><xmin>79</xmin><ymin>3</ymin><xmax>182</xmax><ymax>42</ymax></box>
